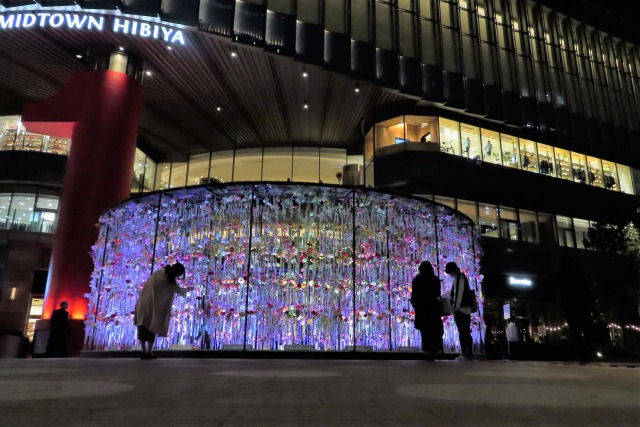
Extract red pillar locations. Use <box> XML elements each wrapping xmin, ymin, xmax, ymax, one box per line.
<box><xmin>22</xmin><ymin>69</ymin><xmax>143</xmax><ymax>355</ymax></box>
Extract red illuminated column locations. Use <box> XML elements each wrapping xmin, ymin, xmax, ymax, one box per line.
<box><xmin>22</xmin><ymin>50</ymin><xmax>144</xmax><ymax>356</ymax></box>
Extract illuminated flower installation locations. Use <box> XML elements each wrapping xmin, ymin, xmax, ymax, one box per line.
<box><xmin>84</xmin><ymin>184</ymin><xmax>484</xmax><ymax>352</ymax></box>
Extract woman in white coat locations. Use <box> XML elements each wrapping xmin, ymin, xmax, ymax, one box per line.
<box><xmin>135</xmin><ymin>262</ymin><xmax>189</xmax><ymax>359</ymax></box>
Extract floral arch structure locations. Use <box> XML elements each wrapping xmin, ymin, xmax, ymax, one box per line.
<box><xmin>85</xmin><ymin>184</ymin><xmax>484</xmax><ymax>352</ymax></box>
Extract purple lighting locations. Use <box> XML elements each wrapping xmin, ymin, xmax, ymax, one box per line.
<box><xmin>84</xmin><ymin>184</ymin><xmax>484</xmax><ymax>352</ymax></box>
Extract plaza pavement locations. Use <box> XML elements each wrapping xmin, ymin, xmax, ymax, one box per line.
<box><xmin>0</xmin><ymin>356</ymin><xmax>638</xmax><ymax>426</ymax></box>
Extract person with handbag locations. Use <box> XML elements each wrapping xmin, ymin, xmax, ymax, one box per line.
<box><xmin>445</xmin><ymin>261</ymin><xmax>474</xmax><ymax>361</ymax></box>
<box><xmin>410</xmin><ymin>261</ymin><xmax>444</xmax><ymax>360</ymax></box>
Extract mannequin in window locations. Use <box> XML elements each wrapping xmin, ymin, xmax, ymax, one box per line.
<box><xmin>522</xmin><ymin>153</ymin><xmax>530</xmax><ymax>169</ymax></box>
<box><xmin>462</xmin><ymin>137</ymin><xmax>471</xmax><ymax>157</ymax></box>
<box><xmin>483</xmin><ymin>140</ymin><xmax>493</xmax><ymax>158</ymax></box>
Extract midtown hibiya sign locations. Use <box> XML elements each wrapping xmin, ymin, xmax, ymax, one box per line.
<box><xmin>0</xmin><ymin>12</ymin><xmax>186</xmax><ymax>45</ymax></box>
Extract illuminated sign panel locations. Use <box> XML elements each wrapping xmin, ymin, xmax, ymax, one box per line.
<box><xmin>508</xmin><ymin>276</ymin><xmax>533</xmax><ymax>288</ymax></box>
<box><xmin>0</xmin><ymin>12</ymin><xmax>186</xmax><ymax>45</ymax></box>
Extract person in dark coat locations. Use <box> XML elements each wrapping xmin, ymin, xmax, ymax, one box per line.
<box><xmin>410</xmin><ymin>261</ymin><xmax>444</xmax><ymax>360</ymax></box>
<box><xmin>46</xmin><ymin>301</ymin><xmax>70</xmax><ymax>357</ymax></box>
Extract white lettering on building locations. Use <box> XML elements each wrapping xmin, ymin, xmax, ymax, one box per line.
<box><xmin>0</xmin><ymin>12</ymin><xmax>185</xmax><ymax>45</ymax></box>
<box><xmin>508</xmin><ymin>277</ymin><xmax>533</xmax><ymax>288</ymax></box>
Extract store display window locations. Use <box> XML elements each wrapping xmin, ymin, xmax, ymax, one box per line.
<box><xmin>601</xmin><ymin>160</ymin><xmax>618</xmax><ymax>190</ymax></box>
<box><xmin>233</xmin><ymin>148</ymin><xmax>262</xmax><ymax>182</ymax></box>
<box><xmin>500</xmin><ymin>134</ymin><xmax>520</xmax><ymax>168</ymax></box>
<box><xmin>554</xmin><ymin>147</ymin><xmax>572</xmax><ymax>180</ymax></box>
<box><xmin>556</xmin><ymin>215</ymin><xmax>575</xmax><ymax>247</ymax></box>
<box><xmin>210</xmin><ymin>150</ymin><xmax>234</xmax><ymax>183</ymax></box>
<box><xmin>8</xmin><ymin>194</ymin><xmax>35</xmax><ymax>232</ymax></box>
<box><xmin>457</xmin><ymin>199</ymin><xmax>478</xmax><ymax>224</ymax></box>
<box><xmin>169</xmin><ymin>162</ymin><xmax>187</xmax><ymax>188</ymax></box>
<box><xmin>460</xmin><ymin>124</ymin><xmax>481</xmax><ymax>160</ymax></box>
<box><xmin>438</xmin><ymin>118</ymin><xmax>461</xmax><ymax>156</ymax></box>
<box><xmin>480</xmin><ymin>128</ymin><xmax>501</xmax><ymax>165</ymax></box>
<box><xmin>320</xmin><ymin>148</ymin><xmax>347</xmax><ymax>184</ymax></box>
<box><xmin>375</xmin><ymin>116</ymin><xmax>405</xmax><ymax>151</ymax></box>
<box><xmin>263</xmin><ymin>147</ymin><xmax>293</xmax><ymax>182</ymax></box>
<box><xmin>586</xmin><ymin>156</ymin><xmax>603</xmax><ymax>187</ymax></box>
<box><xmin>573</xmin><ymin>218</ymin><xmax>590</xmax><ymax>249</ymax></box>
<box><xmin>519</xmin><ymin>210</ymin><xmax>538</xmax><ymax>243</ymax></box>
<box><xmin>537</xmin><ymin>213</ymin><xmax>556</xmax><ymax>245</ymax></box>
<box><xmin>519</xmin><ymin>138</ymin><xmax>538</xmax><ymax>172</ymax></box>
<box><xmin>536</xmin><ymin>143</ymin><xmax>555</xmax><ymax>177</ymax></box>
<box><xmin>43</xmin><ymin>136</ymin><xmax>71</xmax><ymax>155</ymax></box>
<box><xmin>0</xmin><ymin>116</ymin><xmax>19</xmax><ymax>150</ymax></box>
<box><xmin>187</xmin><ymin>153</ymin><xmax>211</xmax><ymax>185</ymax></box>
<box><xmin>293</xmin><ymin>147</ymin><xmax>320</xmax><ymax>183</ymax></box>
<box><xmin>155</xmin><ymin>164</ymin><xmax>171</xmax><ymax>190</ymax></box>
<box><xmin>18</xmin><ymin>130</ymin><xmax>44</xmax><ymax>152</ymax></box>
<box><xmin>570</xmin><ymin>152</ymin><xmax>587</xmax><ymax>184</ymax></box>
<box><xmin>479</xmin><ymin>203</ymin><xmax>499</xmax><ymax>237</ymax></box>
<box><xmin>616</xmin><ymin>164</ymin><xmax>634</xmax><ymax>194</ymax></box>
<box><xmin>499</xmin><ymin>206</ymin><xmax>519</xmax><ymax>240</ymax></box>
<box><xmin>404</xmin><ymin>115</ymin><xmax>438</xmax><ymax>144</ymax></box>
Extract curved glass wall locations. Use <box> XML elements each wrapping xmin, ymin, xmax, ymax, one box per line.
<box><xmin>369</xmin><ymin>115</ymin><xmax>636</xmax><ymax>195</ymax></box>
<box><xmin>85</xmin><ymin>183</ymin><xmax>483</xmax><ymax>353</ymax></box>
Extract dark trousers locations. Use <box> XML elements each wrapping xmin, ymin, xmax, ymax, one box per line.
<box><xmin>454</xmin><ymin>311</ymin><xmax>473</xmax><ymax>357</ymax></box>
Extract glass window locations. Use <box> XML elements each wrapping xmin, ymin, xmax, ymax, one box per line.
<box><xmin>537</xmin><ymin>213</ymin><xmax>556</xmax><ymax>245</ymax></box>
<box><xmin>319</xmin><ymin>148</ymin><xmax>346</xmax><ymax>185</ymax></box>
<box><xmin>143</xmin><ymin>156</ymin><xmax>156</xmax><ymax>192</ymax></box>
<box><xmin>233</xmin><ymin>148</ymin><xmax>262</xmax><ymax>182</ymax></box>
<box><xmin>293</xmin><ymin>147</ymin><xmax>319</xmax><ymax>182</ymax></box>
<box><xmin>0</xmin><ymin>193</ymin><xmax>10</xmax><ymax>230</ymax></box>
<box><xmin>616</xmin><ymin>164</ymin><xmax>634</xmax><ymax>194</ymax></box>
<box><xmin>365</xmin><ymin>129</ymin><xmax>374</xmax><ymax>164</ymax></box>
<box><xmin>456</xmin><ymin>199</ymin><xmax>477</xmax><ymax>224</ymax></box>
<box><xmin>9</xmin><ymin>194</ymin><xmax>35</xmax><ymax>231</ymax></box>
<box><xmin>132</xmin><ymin>149</ymin><xmax>147</xmax><ymax>192</ymax></box>
<box><xmin>460</xmin><ymin>124</ymin><xmax>481</xmax><ymax>160</ymax></box>
<box><xmin>434</xmin><ymin>196</ymin><xmax>455</xmax><ymax>208</ymax></box>
<box><xmin>325</xmin><ymin>0</ymin><xmax>346</xmax><ymax>34</ymax></box>
<box><xmin>519</xmin><ymin>210</ymin><xmax>538</xmax><ymax>243</ymax></box>
<box><xmin>351</xmin><ymin>0</ymin><xmax>370</xmax><ymax>43</ymax></box>
<box><xmin>19</xmin><ymin>130</ymin><xmax>44</xmax><ymax>152</ymax></box>
<box><xmin>268</xmin><ymin>0</ymin><xmax>292</xmax><ymax>14</ymax></box>
<box><xmin>398</xmin><ymin>9</ymin><xmax>416</xmax><ymax>58</ymax></box>
<box><xmin>263</xmin><ymin>147</ymin><xmax>292</xmax><ymax>182</ymax></box>
<box><xmin>537</xmin><ymin>143</ymin><xmax>555</xmax><ymax>177</ymax></box>
<box><xmin>499</xmin><ymin>206</ymin><xmax>519</xmax><ymax>241</ymax></box>
<box><xmin>479</xmin><ymin>203</ymin><xmax>499</xmax><ymax>237</ymax></box>
<box><xmin>155</xmin><ymin>163</ymin><xmax>171</xmax><ymax>190</ymax></box>
<box><xmin>0</xmin><ymin>116</ymin><xmax>20</xmax><ymax>150</ymax></box>
<box><xmin>297</xmin><ymin>0</ymin><xmax>321</xmax><ymax>24</ymax></box>
<box><xmin>573</xmin><ymin>218</ymin><xmax>590</xmax><ymax>249</ymax></box>
<box><xmin>500</xmin><ymin>134</ymin><xmax>520</xmax><ymax>168</ymax></box>
<box><xmin>187</xmin><ymin>153</ymin><xmax>211</xmax><ymax>186</ymax></box>
<box><xmin>601</xmin><ymin>160</ymin><xmax>618</xmax><ymax>190</ymax></box>
<box><xmin>404</xmin><ymin>115</ymin><xmax>438</xmax><ymax>144</ymax></box>
<box><xmin>570</xmin><ymin>151</ymin><xmax>587</xmax><ymax>184</ymax></box>
<box><xmin>375</xmin><ymin>116</ymin><xmax>405</xmax><ymax>151</ymax></box>
<box><xmin>556</xmin><ymin>215</ymin><xmax>575</xmax><ymax>248</ymax></box>
<box><xmin>480</xmin><ymin>128</ymin><xmax>501</xmax><ymax>165</ymax></box>
<box><xmin>586</xmin><ymin>156</ymin><xmax>603</xmax><ymax>187</ymax></box>
<box><xmin>35</xmin><ymin>195</ymin><xmax>58</xmax><ymax>233</ymax></box>
<box><xmin>419</xmin><ymin>0</ymin><xmax>432</xmax><ymax>19</ymax></box>
<box><xmin>210</xmin><ymin>150</ymin><xmax>234</xmax><ymax>183</ymax></box>
<box><xmin>44</xmin><ymin>136</ymin><xmax>70</xmax><ymax>155</ymax></box>
<box><xmin>438</xmin><ymin>118</ymin><xmax>461</xmax><ymax>156</ymax></box>
<box><xmin>169</xmin><ymin>162</ymin><xmax>187</xmax><ymax>188</ymax></box>
<box><xmin>519</xmin><ymin>138</ymin><xmax>538</xmax><ymax>172</ymax></box>
<box><xmin>365</xmin><ymin>162</ymin><xmax>374</xmax><ymax>188</ymax></box>
<box><xmin>554</xmin><ymin>147</ymin><xmax>572</xmax><ymax>181</ymax></box>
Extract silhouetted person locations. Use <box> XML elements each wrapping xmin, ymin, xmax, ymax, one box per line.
<box><xmin>410</xmin><ymin>261</ymin><xmax>444</xmax><ymax>360</ymax></box>
<box><xmin>46</xmin><ymin>301</ymin><xmax>69</xmax><ymax>357</ymax></box>
<box><xmin>135</xmin><ymin>262</ymin><xmax>190</xmax><ymax>359</ymax></box>
<box><xmin>446</xmin><ymin>262</ymin><xmax>474</xmax><ymax>360</ymax></box>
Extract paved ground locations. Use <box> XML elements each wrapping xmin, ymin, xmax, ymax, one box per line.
<box><xmin>0</xmin><ymin>357</ymin><xmax>638</xmax><ymax>426</ymax></box>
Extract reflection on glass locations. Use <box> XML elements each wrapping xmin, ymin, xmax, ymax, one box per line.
<box><xmin>480</xmin><ymin>128</ymin><xmax>501</xmax><ymax>164</ymax></box>
<box><xmin>155</xmin><ymin>164</ymin><xmax>171</xmax><ymax>190</ymax></box>
<box><xmin>556</xmin><ymin>215</ymin><xmax>574</xmax><ymax>247</ymax></box>
<box><xmin>457</xmin><ymin>199</ymin><xmax>478</xmax><ymax>223</ymax></box>
<box><xmin>460</xmin><ymin>124</ymin><xmax>481</xmax><ymax>159</ymax></box>
<box><xmin>262</xmin><ymin>147</ymin><xmax>292</xmax><ymax>182</ymax></box>
<box><xmin>169</xmin><ymin>162</ymin><xmax>187</xmax><ymax>188</ymax></box>
<box><xmin>554</xmin><ymin>147</ymin><xmax>571</xmax><ymax>180</ymax></box>
<box><xmin>570</xmin><ymin>152</ymin><xmax>587</xmax><ymax>184</ymax></box>
<box><xmin>233</xmin><ymin>148</ymin><xmax>263</xmax><ymax>182</ymax></box>
<box><xmin>616</xmin><ymin>164</ymin><xmax>634</xmax><ymax>194</ymax></box>
<box><xmin>434</xmin><ymin>196</ymin><xmax>455</xmax><ymax>208</ymax></box>
<box><xmin>320</xmin><ymin>148</ymin><xmax>346</xmax><ymax>184</ymax></box>
<box><xmin>479</xmin><ymin>203</ymin><xmax>499</xmax><ymax>237</ymax></box>
<box><xmin>293</xmin><ymin>147</ymin><xmax>319</xmax><ymax>182</ymax></box>
<box><xmin>573</xmin><ymin>218</ymin><xmax>590</xmax><ymax>249</ymax></box>
<box><xmin>439</xmin><ymin>118</ymin><xmax>461</xmax><ymax>156</ymax></box>
<box><xmin>519</xmin><ymin>138</ymin><xmax>537</xmax><ymax>172</ymax></box>
<box><xmin>537</xmin><ymin>213</ymin><xmax>556</xmax><ymax>245</ymax></box>
<box><xmin>365</xmin><ymin>129</ymin><xmax>374</xmax><ymax>163</ymax></box>
<box><xmin>537</xmin><ymin>143</ymin><xmax>555</xmax><ymax>176</ymax></box>
<box><xmin>210</xmin><ymin>150</ymin><xmax>234</xmax><ymax>182</ymax></box>
<box><xmin>601</xmin><ymin>160</ymin><xmax>618</xmax><ymax>190</ymax></box>
<box><xmin>143</xmin><ymin>157</ymin><xmax>156</xmax><ymax>192</ymax></box>
<box><xmin>500</xmin><ymin>134</ymin><xmax>520</xmax><ymax>168</ymax></box>
<box><xmin>519</xmin><ymin>210</ymin><xmax>538</xmax><ymax>243</ymax></box>
<box><xmin>499</xmin><ymin>206</ymin><xmax>519</xmax><ymax>240</ymax></box>
<box><xmin>375</xmin><ymin>116</ymin><xmax>405</xmax><ymax>150</ymax></box>
<box><xmin>586</xmin><ymin>156</ymin><xmax>603</xmax><ymax>187</ymax></box>
<box><xmin>187</xmin><ymin>153</ymin><xmax>211</xmax><ymax>185</ymax></box>
<box><xmin>132</xmin><ymin>148</ymin><xmax>147</xmax><ymax>192</ymax></box>
<box><xmin>404</xmin><ymin>115</ymin><xmax>438</xmax><ymax>144</ymax></box>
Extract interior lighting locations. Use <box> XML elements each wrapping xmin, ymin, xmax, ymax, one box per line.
<box><xmin>354</xmin><ymin>84</ymin><xmax>360</xmax><ymax>93</ymax></box>
<box><xmin>303</xmin><ymin>101</ymin><xmax>309</xmax><ymax>109</ymax></box>
<box><xmin>231</xmin><ymin>51</ymin><xmax>238</xmax><ymax>58</ymax></box>
<box><xmin>216</xmin><ymin>106</ymin><xmax>222</xmax><ymax>112</ymax></box>
<box><xmin>167</xmin><ymin>45</ymin><xmax>173</xmax><ymax>51</ymax></box>
<box><xmin>145</xmin><ymin>71</ymin><xmax>152</xmax><ymax>76</ymax></box>
<box><xmin>302</xmin><ymin>70</ymin><xmax>308</xmax><ymax>78</ymax></box>
<box><xmin>118</xmin><ymin>46</ymin><xmax>124</xmax><ymax>51</ymax></box>
<box><xmin>75</xmin><ymin>54</ymin><xmax>83</xmax><ymax>59</ymax></box>
<box><xmin>9</xmin><ymin>287</ymin><xmax>17</xmax><ymax>302</ymax></box>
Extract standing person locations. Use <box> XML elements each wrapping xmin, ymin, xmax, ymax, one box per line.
<box><xmin>410</xmin><ymin>261</ymin><xmax>444</xmax><ymax>360</ymax></box>
<box><xmin>46</xmin><ymin>301</ymin><xmax>70</xmax><ymax>357</ymax></box>
<box><xmin>446</xmin><ymin>262</ymin><xmax>474</xmax><ymax>361</ymax></box>
<box><xmin>135</xmin><ymin>262</ymin><xmax>190</xmax><ymax>359</ymax></box>
<box><xmin>506</xmin><ymin>316</ymin><xmax>520</xmax><ymax>360</ymax></box>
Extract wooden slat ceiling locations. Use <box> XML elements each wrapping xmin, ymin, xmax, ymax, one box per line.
<box><xmin>0</xmin><ymin>25</ymin><xmax>412</xmax><ymax>162</ymax></box>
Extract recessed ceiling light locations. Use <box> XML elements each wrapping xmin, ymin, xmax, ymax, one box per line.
<box><xmin>354</xmin><ymin>84</ymin><xmax>360</xmax><ymax>93</ymax></box>
<box><xmin>216</xmin><ymin>106</ymin><xmax>222</xmax><ymax>111</ymax></box>
<box><xmin>303</xmin><ymin>101</ymin><xmax>309</xmax><ymax>109</ymax></box>
<box><xmin>167</xmin><ymin>45</ymin><xmax>173</xmax><ymax>50</ymax></box>
<box><xmin>75</xmin><ymin>54</ymin><xmax>83</xmax><ymax>59</ymax></box>
<box><xmin>145</xmin><ymin>71</ymin><xmax>152</xmax><ymax>76</ymax></box>
<box><xmin>231</xmin><ymin>51</ymin><xmax>237</xmax><ymax>58</ymax></box>
<box><xmin>302</xmin><ymin>71</ymin><xmax>308</xmax><ymax>78</ymax></box>
<box><xmin>118</xmin><ymin>46</ymin><xmax>124</xmax><ymax>51</ymax></box>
